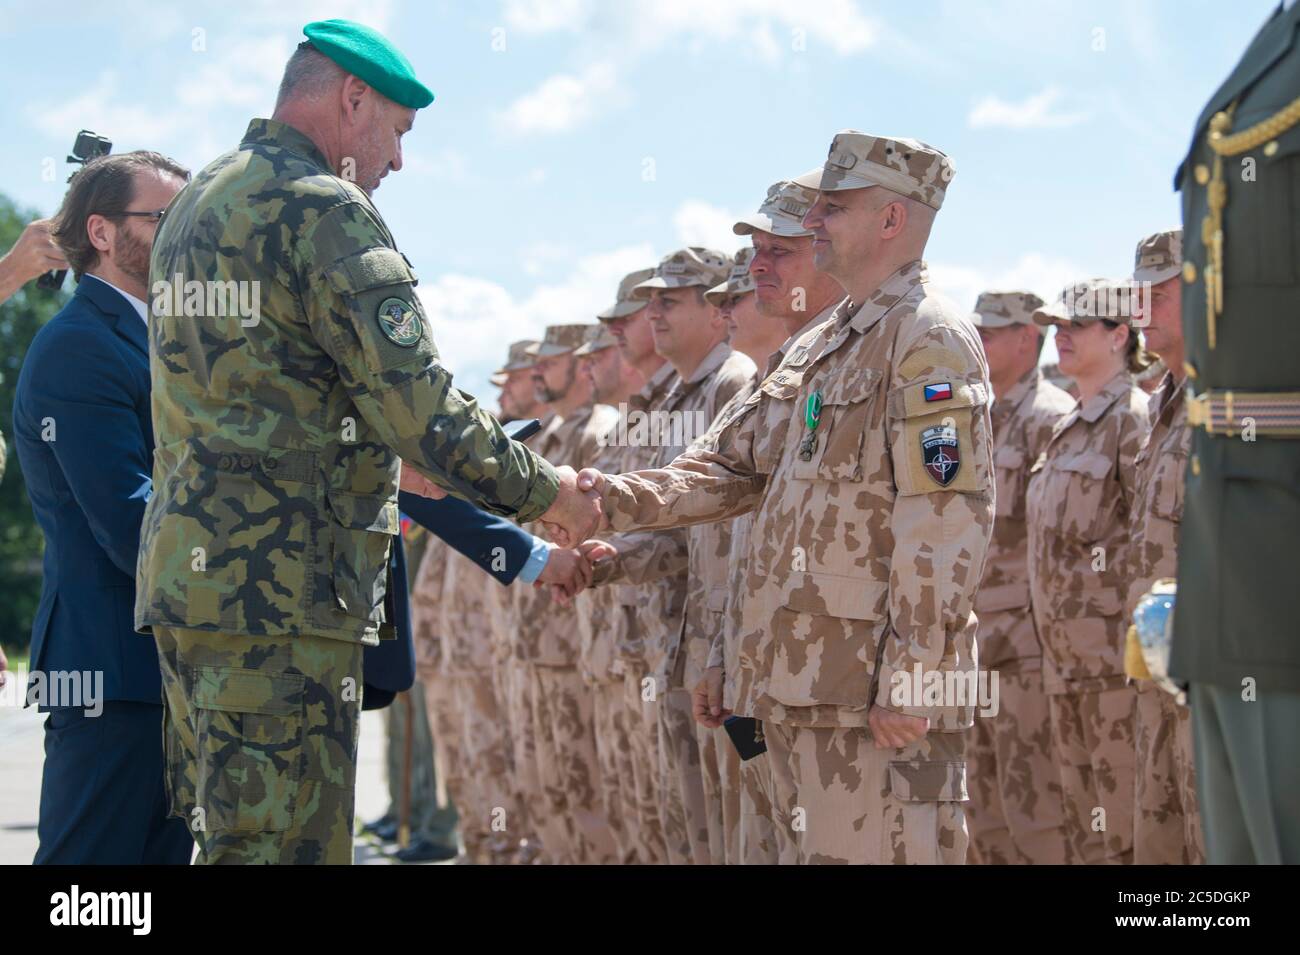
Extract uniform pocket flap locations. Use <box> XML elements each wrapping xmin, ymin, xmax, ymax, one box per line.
<box><xmin>324</xmin><ymin>247</ymin><xmax>415</xmax><ymax>295</ymax></box>
<box><xmin>888</xmin><ymin>759</ymin><xmax>968</xmax><ymax>802</ymax></box>
<box><xmin>324</xmin><ymin>490</ymin><xmax>401</xmax><ymax>534</ymax></box>
<box><xmin>974</xmin><ymin>580</ymin><xmax>1031</xmax><ymax>613</ymax></box>
<box><xmin>1055</xmin><ymin>449</ymin><xmax>1113</xmax><ymax>480</ymax></box>
<box><xmin>783</xmin><ymin>571</ymin><xmax>887</xmax><ymax>622</ymax></box>
<box><xmin>817</xmin><ymin>369</ymin><xmax>880</xmax><ymax>406</ymax></box>
<box><xmin>192</xmin><ymin>666</ymin><xmax>305</xmax><ymax>716</ymax></box>
<box><xmin>888</xmin><ymin>379</ymin><xmax>986</xmax><ymax>419</ymax></box>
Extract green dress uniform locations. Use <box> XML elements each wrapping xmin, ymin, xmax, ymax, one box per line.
<box><xmin>135</xmin><ymin>111</ymin><xmax>558</xmax><ymax>863</ymax></box>
<box><xmin>1172</xmin><ymin>0</ymin><xmax>1300</xmax><ymax>864</ymax></box>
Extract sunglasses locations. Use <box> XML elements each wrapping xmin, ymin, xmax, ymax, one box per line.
<box><xmin>103</xmin><ymin>209</ymin><xmax>167</xmax><ymax>223</ymax></box>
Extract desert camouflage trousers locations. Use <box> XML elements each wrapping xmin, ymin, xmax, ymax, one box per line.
<box><xmin>155</xmin><ymin>626</ymin><xmax>363</xmax><ymax>865</ymax></box>
<box><xmin>1133</xmin><ymin>681</ymin><xmax>1204</xmax><ymax>865</ymax></box>
<box><xmin>695</xmin><ymin>719</ymin><xmax>741</xmax><ymax>864</ymax></box>
<box><xmin>1048</xmin><ymin>685</ymin><xmax>1137</xmax><ymax>864</ymax></box>
<box><xmin>496</xmin><ymin>657</ymin><xmax>545</xmax><ymax>861</ymax></box>
<box><xmin>967</xmin><ymin>667</ymin><xmax>1071</xmax><ymax>864</ymax></box>
<box><xmin>591</xmin><ymin>678</ymin><xmax>636</xmax><ymax>862</ymax></box>
<box><xmin>765</xmin><ymin>723</ymin><xmax>970</xmax><ymax>864</ymax></box>
<box><xmin>419</xmin><ymin>668</ymin><xmax>521</xmax><ymax>863</ymax></box>
<box><xmin>529</xmin><ymin>664</ymin><xmax>619</xmax><ymax>864</ymax></box>
<box><xmin>657</xmin><ymin>685</ymin><xmax>710</xmax><ymax>864</ymax></box>
<box><xmin>738</xmin><ymin>746</ymin><xmax>783</xmax><ymax>864</ymax></box>
<box><xmin>622</xmin><ymin>667</ymin><xmax>666</xmax><ymax>863</ymax></box>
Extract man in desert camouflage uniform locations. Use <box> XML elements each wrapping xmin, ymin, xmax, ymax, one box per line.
<box><xmin>513</xmin><ymin>323</ymin><xmax>620</xmax><ymax>864</ymax></box>
<box><xmin>572</xmin><ymin>322</ymin><xmax>645</xmax><ymax>863</ymax></box>
<box><xmin>590</xmin><ymin>268</ymin><xmax>674</xmax><ymax>864</ymax></box>
<box><xmin>1123</xmin><ymin>229</ymin><xmax>1205</xmax><ymax>865</ymax></box>
<box><xmin>135</xmin><ymin>23</ymin><xmax>598</xmax><ymax>864</ymax></box>
<box><xmin>587</xmin><ymin>248</ymin><xmax>750</xmax><ymax>864</ymax></box>
<box><xmin>966</xmin><ymin>290</ymin><xmax>1075</xmax><ymax>865</ymax></box>
<box><xmin>583</xmin><ymin>132</ymin><xmax>992</xmax><ymax>864</ymax></box>
<box><xmin>692</xmin><ymin>181</ymin><xmax>846</xmax><ymax>864</ymax></box>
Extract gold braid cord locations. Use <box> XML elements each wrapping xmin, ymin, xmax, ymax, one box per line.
<box><xmin>1202</xmin><ymin>95</ymin><xmax>1300</xmax><ymax>349</ymax></box>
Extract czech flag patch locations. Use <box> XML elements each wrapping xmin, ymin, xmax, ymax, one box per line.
<box><xmin>924</xmin><ymin>382</ymin><xmax>953</xmax><ymax>402</ymax></box>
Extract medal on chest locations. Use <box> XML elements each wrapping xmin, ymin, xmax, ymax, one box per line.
<box><xmin>798</xmin><ymin>390</ymin><xmax>823</xmax><ymax>461</ymax></box>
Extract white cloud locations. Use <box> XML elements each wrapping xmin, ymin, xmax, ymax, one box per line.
<box><xmin>497</xmin><ymin>0</ymin><xmax>877</xmax><ymax>132</ymax></box>
<box><xmin>967</xmin><ymin>86</ymin><xmax>1089</xmax><ymax>130</ymax></box>
<box><xmin>671</xmin><ymin>200</ymin><xmax>745</xmax><ymax>257</ymax></box>
<box><xmin>30</xmin><ymin>71</ymin><xmax>181</xmax><ymax>146</ymax></box>
<box><xmin>177</xmin><ymin>35</ymin><xmax>290</xmax><ymax>111</ymax></box>
<box><xmin>927</xmin><ymin>251</ymin><xmax>1086</xmax><ymax>316</ymax></box>
<box><xmin>416</xmin><ymin>242</ymin><xmax>655</xmax><ymax>399</ymax></box>
<box><xmin>497</xmin><ymin>61</ymin><xmax>621</xmax><ymax>135</ymax></box>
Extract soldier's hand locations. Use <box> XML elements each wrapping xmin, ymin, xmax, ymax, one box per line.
<box><xmin>692</xmin><ymin>666</ymin><xmax>730</xmax><ymax>728</ymax></box>
<box><xmin>868</xmin><ymin>704</ymin><xmax>929</xmax><ymax>749</ymax></box>
<box><xmin>539</xmin><ymin>465</ymin><xmax>602</xmax><ymax>547</ymax></box>
<box><xmin>2</xmin><ymin>218</ymin><xmax>67</xmax><ymax>284</ymax></box>
<box><xmin>399</xmin><ymin>464</ymin><xmax>448</xmax><ymax>500</ymax></box>
<box><xmin>576</xmin><ymin>467</ymin><xmax>606</xmax><ymax>495</ymax></box>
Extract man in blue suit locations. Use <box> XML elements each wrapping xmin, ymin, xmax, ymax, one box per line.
<box><xmin>12</xmin><ymin>151</ymin><xmax>193</xmax><ymax>864</ymax></box>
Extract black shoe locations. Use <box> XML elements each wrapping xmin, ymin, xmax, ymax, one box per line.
<box><xmin>361</xmin><ymin>814</ymin><xmax>395</xmax><ymax>837</ymax></box>
<box><xmin>394</xmin><ymin>838</ymin><xmax>459</xmax><ymax>863</ymax></box>
<box><xmin>366</xmin><ymin>819</ymin><xmax>400</xmax><ymax>843</ymax></box>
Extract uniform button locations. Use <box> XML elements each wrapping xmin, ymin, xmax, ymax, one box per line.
<box><xmin>1182</xmin><ymin>361</ymin><xmax>1197</xmax><ymax>380</ymax></box>
<box><xmin>1264</xmin><ymin>140</ymin><xmax>1279</xmax><ymax>157</ymax></box>
<box><xmin>1182</xmin><ymin>261</ymin><xmax>1197</xmax><ymax>283</ymax></box>
<box><xmin>1194</xmin><ymin>164</ymin><xmax>1210</xmax><ymax>185</ymax></box>
<box><xmin>1191</xmin><ymin>455</ymin><xmax>1201</xmax><ymax>476</ymax></box>
<box><xmin>218</xmin><ymin>455</ymin><xmax>232</xmax><ymax>469</ymax></box>
<box><xmin>265</xmin><ymin>458</ymin><xmax>278</xmax><ymax>471</ymax></box>
<box><xmin>239</xmin><ymin>455</ymin><xmax>253</xmax><ymax>470</ymax></box>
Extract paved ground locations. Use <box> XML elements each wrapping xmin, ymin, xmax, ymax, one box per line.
<box><xmin>0</xmin><ymin>697</ymin><xmax>403</xmax><ymax>865</ymax></box>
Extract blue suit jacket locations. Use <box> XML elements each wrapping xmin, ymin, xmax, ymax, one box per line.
<box><xmin>361</xmin><ymin>489</ymin><xmax>539</xmax><ymax>709</ymax></box>
<box><xmin>12</xmin><ymin>277</ymin><xmax>157</xmax><ymax>706</ymax></box>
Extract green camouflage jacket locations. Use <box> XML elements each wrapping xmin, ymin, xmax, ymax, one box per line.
<box><xmin>135</xmin><ymin>118</ymin><xmax>558</xmax><ymax>644</ymax></box>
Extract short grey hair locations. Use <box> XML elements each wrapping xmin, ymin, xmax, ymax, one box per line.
<box><xmin>275</xmin><ymin>42</ymin><xmax>346</xmax><ymax>109</ymax></box>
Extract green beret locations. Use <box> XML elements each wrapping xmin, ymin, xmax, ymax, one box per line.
<box><xmin>303</xmin><ymin>19</ymin><xmax>434</xmax><ymax>109</ymax></box>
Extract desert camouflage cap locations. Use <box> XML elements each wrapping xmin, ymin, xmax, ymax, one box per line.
<box><xmin>526</xmin><ymin>323</ymin><xmax>591</xmax><ymax>357</ymax></box>
<box><xmin>631</xmin><ymin>247</ymin><xmax>731</xmax><ymax>300</ymax></box>
<box><xmin>491</xmin><ymin>339</ymin><xmax>538</xmax><ymax>384</ymax></box>
<box><xmin>793</xmin><ymin>130</ymin><xmax>955</xmax><ymax>210</ymax></box>
<box><xmin>1133</xmin><ymin>228</ymin><xmax>1183</xmax><ymax>285</ymax></box>
<box><xmin>597</xmin><ymin>267</ymin><xmax>654</xmax><ymax>321</ymax></box>
<box><xmin>573</xmin><ymin>323</ymin><xmax>618</xmax><ymax>357</ymax></box>
<box><xmin>1033</xmin><ymin>278</ymin><xmax>1138</xmax><ymax>327</ymax></box>
<box><xmin>969</xmin><ymin>290</ymin><xmax>1045</xmax><ymax>328</ymax></box>
<box><xmin>704</xmin><ymin>247</ymin><xmax>757</xmax><ymax>306</ymax></box>
<box><xmin>733</xmin><ymin>179</ymin><xmax>818</xmax><ymax>237</ymax></box>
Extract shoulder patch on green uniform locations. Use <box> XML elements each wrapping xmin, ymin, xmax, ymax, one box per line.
<box><xmin>376</xmin><ymin>296</ymin><xmax>422</xmax><ymax>347</ymax></box>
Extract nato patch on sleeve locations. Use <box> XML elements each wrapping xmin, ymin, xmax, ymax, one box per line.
<box><xmin>888</xmin><ymin>376</ymin><xmax>989</xmax><ymax>495</ymax></box>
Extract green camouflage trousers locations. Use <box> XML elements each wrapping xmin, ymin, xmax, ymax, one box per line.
<box><xmin>154</xmin><ymin>626</ymin><xmax>364</xmax><ymax>865</ymax></box>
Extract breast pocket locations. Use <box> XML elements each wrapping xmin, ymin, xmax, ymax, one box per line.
<box><xmin>1050</xmin><ymin>449</ymin><xmax>1115</xmax><ymax>542</ymax></box>
<box><xmin>791</xmin><ymin>370</ymin><xmax>880</xmax><ymax>482</ymax></box>
<box><xmin>1149</xmin><ymin>448</ymin><xmax>1188</xmax><ymax>522</ymax></box>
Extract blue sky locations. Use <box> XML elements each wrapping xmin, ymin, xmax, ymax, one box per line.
<box><xmin>0</xmin><ymin>0</ymin><xmax>1276</xmax><ymax>398</ymax></box>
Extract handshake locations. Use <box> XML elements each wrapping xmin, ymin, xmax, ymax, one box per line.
<box><xmin>536</xmin><ymin>538</ymin><xmax>617</xmax><ymax>605</ymax></box>
<box><xmin>402</xmin><ymin>464</ymin><xmax>610</xmax><ymax>548</ymax></box>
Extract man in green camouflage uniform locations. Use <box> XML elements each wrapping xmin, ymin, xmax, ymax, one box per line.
<box><xmin>134</xmin><ymin>21</ymin><xmax>597</xmax><ymax>864</ymax></box>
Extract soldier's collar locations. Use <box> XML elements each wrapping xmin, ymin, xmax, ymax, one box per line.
<box><xmin>846</xmin><ymin>259</ymin><xmax>928</xmax><ymax>335</ymax></box>
<box><xmin>1078</xmin><ymin>369</ymin><xmax>1135</xmax><ymax>423</ymax></box>
<box><xmin>242</xmin><ymin>118</ymin><xmax>333</xmax><ymax>173</ymax></box>
<box><xmin>680</xmin><ymin>341</ymin><xmax>733</xmax><ymax>387</ymax></box>
<box><xmin>998</xmin><ymin>365</ymin><xmax>1040</xmax><ymax>410</ymax></box>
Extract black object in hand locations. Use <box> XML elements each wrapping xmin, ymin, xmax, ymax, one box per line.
<box><xmin>724</xmin><ymin>716</ymin><xmax>767</xmax><ymax>761</ymax></box>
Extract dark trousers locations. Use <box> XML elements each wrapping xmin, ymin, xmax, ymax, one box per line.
<box><xmin>35</xmin><ymin>700</ymin><xmax>194</xmax><ymax>864</ymax></box>
<box><xmin>1191</xmin><ymin>683</ymin><xmax>1300</xmax><ymax>865</ymax></box>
